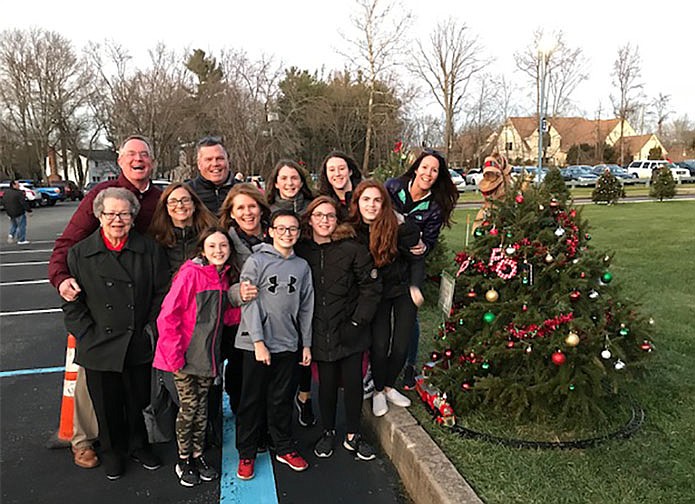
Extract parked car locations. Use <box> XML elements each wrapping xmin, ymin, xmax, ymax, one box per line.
<box><xmin>50</xmin><ymin>180</ymin><xmax>84</xmax><ymax>201</ymax></box>
<box><xmin>592</xmin><ymin>164</ymin><xmax>634</xmax><ymax>183</ymax></box>
<box><xmin>151</xmin><ymin>179</ymin><xmax>171</xmax><ymax>191</ymax></box>
<box><xmin>0</xmin><ymin>181</ymin><xmax>40</xmax><ymax>207</ymax></box>
<box><xmin>675</xmin><ymin>160</ymin><xmax>695</xmax><ymax>177</ymax></box>
<box><xmin>626</xmin><ymin>160</ymin><xmax>689</xmax><ymax>180</ymax></box>
<box><xmin>465</xmin><ymin>168</ymin><xmax>484</xmax><ymax>186</ymax></box>
<box><xmin>448</xmin><ymin>169</ymin><xmax>467</xmax><ymax>192</ymax></box>
<box><xmin>560</xmin><ymin>165</ymin><xmax>599</xmax><ymax>186</ymax></box>
<box><xmin>511</xmin><ymin>166</ymin><xmax>548</xmax><ymax>183</ymax></box>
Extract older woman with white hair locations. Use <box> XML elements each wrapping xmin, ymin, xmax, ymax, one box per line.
<box><xmin>62</xmin><ymin>187</ymin><xmax>170</xmax><ymax>481</ymax></box>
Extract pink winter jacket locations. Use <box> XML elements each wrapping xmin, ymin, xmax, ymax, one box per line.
<box><xmin>154</xmin><ymin>259</ymin><xmax>241</xmax><ymax>377</ymax></box>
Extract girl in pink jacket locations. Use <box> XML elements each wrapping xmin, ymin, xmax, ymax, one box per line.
<box><xmin>154</xmin><ymin>227</ymin><xmax>240</xmax><ymax>487</ymax></box>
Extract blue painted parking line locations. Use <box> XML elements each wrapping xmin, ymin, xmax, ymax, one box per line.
<box><xmin>221</xmin><ymin>398</ymin><xmax>278</xmax><ymax>503</ymax></box>
<box><xmin>0</xmin><ymin>366</ymin><xmax>63</xmax><ymax>378</ymax></box>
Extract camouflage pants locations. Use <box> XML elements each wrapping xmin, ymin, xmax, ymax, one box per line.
<box><xmin>173</xmin><ymin>372</ymin><xmax>214</xmax><ymax>456</ymax></box>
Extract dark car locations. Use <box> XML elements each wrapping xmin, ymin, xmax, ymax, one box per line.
<box><xmin>675</xmin><ymin>160</ymin><xmax>695</xmax><ymax>177</ymax></box>
<box><xmin>560</xmin><ymin>165</ymin><xmax>598</xmax><ymax>185</ymax></box>
<box><xmin>50</xmin><ymin>180</ymin><xmax>84</xmax><ymax>201</ymax></box>
<box><xmin>592</xmin><ymin>164</ymin><xmax>634</xmax><ymax>184</ymax></box>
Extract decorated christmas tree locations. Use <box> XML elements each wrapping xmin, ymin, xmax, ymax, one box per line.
<box><xmin>649</xmin><ymin>167</ymin><xmax>676</xmax><ymax>201</ymax></box>
<box><xmin>592</xmin><ymin>170</ymin><xmax>625</xmax><ymax>204</ymax></box>
<box><xmin>427</xmin><ymin>179</ymin><xmax>654</xmax><ymax>427</ymax></box>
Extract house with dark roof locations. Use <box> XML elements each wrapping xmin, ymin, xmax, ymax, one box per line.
<box><xmin>489</xmin><ymin>117</ymin><xmax>667</xmax><ymax>166</ymax></box>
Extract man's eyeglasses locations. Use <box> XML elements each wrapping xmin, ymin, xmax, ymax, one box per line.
<box><xmin>101</xmin><ymin>211</ymin><xmax>133</xmax><ymax>221</ymax></box>
<box><xmin>311</xmin><ymin>212</ymin><xmax>337</xmax><ymax>221</ymax></box>
<box><xmin>272</xmin><ymin>225</ymin><xmax>300</xmax><ymax>235</ymax></box>
<box><xmin>166</xmin><ymin>197</ymin><xmax>193</xmax><ymax>208</ymax></box>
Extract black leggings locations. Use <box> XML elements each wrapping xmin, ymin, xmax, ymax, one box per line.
<box><xmin>370</xmin><ymin>292</ymin><xmax>417</xmax><ymax>391</ymax></box>
<box><xmin>316</xmin><ymin>353</ymin><xmax>363</xmax><ymax>433</ymax></box>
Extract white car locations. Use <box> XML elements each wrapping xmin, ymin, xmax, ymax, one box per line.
<box><xmin>465</xmin><ymin>168</ymin><xmax>484</xmax><ymax>186</ymax></box>
<box><xmin>626</xmin><ymin>160</ymin><xmax>689</xmax><ymax>180</ymax></box>
<box><xmin>0</xmin><ymin>181</ymin><xmax>39</xmax><ymax>207</ymax></box>
<box><xmin>448</xmin><ymin>169</ymin><xmax>466</xmax><ymax>192</ymax></box>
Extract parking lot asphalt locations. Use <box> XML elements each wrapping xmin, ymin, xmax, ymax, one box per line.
<box><xmin>0</xmin><ymin>202</ymin><xmax>409</xmax><ymax>504</ymax></box>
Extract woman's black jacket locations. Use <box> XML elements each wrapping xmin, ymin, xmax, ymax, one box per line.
<box><xmin>294</xmin><ymin>225</ymin><xmax>382</xmax><ymax>362</ymax></box>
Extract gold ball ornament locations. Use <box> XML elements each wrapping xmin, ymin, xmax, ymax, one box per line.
<box><xmin>565</xmin><ymin>331</ymin><xmax>580</xmax><ymax>347</ymax></box>
<box><xmin>485</xmin><ymin>289</ymin><xmax>499</xmax><ymax>302</ymax></box>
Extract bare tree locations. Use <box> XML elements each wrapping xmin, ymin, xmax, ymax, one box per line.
<box><xmin>514</xmin><ymin>29</ymin><xmax>588</xmax><ymax>117</ymax></box>
<box><xmin>461</xmin><ymin>73</ymin><xmax>505</xmax><ymax>167</ymax></box>
<box><xmin>340</xmin><ymin>0</ymin><xmax>411</xmax><ymax>173</ymax></box>
<box><xmin>651</xmin><ymin>93</ymin><xmax>672</xmax><ymax>138</ymax></box>
<box><xmin>409</xmin><ymin>18</ymin><xmax>486</xmax><ymax>158</ymax></box>
<box><xmin>610</xmin><ymin>43</ymin><xmax>644</xmax><ymax>165</ymax></box>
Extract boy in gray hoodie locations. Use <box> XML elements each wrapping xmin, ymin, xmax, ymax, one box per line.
<box><xmin>234</xmin><ymin>209</ymin><xmax>314</xmax><ymax>480</ymax></box>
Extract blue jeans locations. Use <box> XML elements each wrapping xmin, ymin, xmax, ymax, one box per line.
<box><xmin>9</xmin><ymin>214</ymin><xmax>27</xmax><ymax>242</ymax></box>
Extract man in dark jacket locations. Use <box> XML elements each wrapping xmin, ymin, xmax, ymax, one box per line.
<box><xmin>47</xmin><ymin>134</ymin><xmax>161</xmax><ymax>470</ymax></box>
<box><xmin>187</xmin><ymin>136</ymin><xmax>236</xmax><ymax>215</ymax></box>
<box><xmin>3</xmin><ymin>180</ymin><xmax>32</xmax><ymax>244</ymax></box>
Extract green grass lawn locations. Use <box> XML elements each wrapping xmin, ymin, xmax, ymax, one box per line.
<box><xmin>412</xmin><ymin>200</ymin><xmax>695</xmax><ymax>503</ymax></box>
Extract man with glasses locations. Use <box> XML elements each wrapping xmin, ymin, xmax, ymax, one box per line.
<box><xmin>188</xmin><ymin>136</ymin><xmax>237</xmax><ymax>215</ymax></box>
<box><xmin>47</xmin><ymin>135</ymin><xmax>162</xmax><ymax>470</ymax></box>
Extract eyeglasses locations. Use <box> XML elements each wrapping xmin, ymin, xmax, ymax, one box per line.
<box><xmin>311</xmin><ymin>212</ymin><xmax>337</xmax><ymax>221</ymax></box>
<box><xmin>272</xmin><ymin>225</ymin><xmax>300</xmax><ymax>235</ymax></box>
<box><xmin>166</xmin><ymin>197</ymin><xmax>193</xmax><ymax>208</ymax></box>
<box><xmin>101</xmin><ymin>211</ymin><xmax>133</xmax><ymax>221</ymax></box>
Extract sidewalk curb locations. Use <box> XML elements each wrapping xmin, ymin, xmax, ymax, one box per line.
<box><xmin>362</xmin><ymin>403</ymin><xmax>482</xmax><ymax>504</ymax></box>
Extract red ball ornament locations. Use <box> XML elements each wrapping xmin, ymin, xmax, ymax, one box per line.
<box><xmin>461</xmin><ymin>382</ymin><xmax>472</xmax><ymax>390</ymax></box>
<box><xmin>467</xmin><ymin>289</ymin><xmax>477</xmax><ymax>298</ymax></box>
<box><xmin>551</xmin><ymin>351</ymin><xmax>567</xmax><ymax>366</ymax></box>
<box><xmin>522</xmin><ymin>303</ymin><xmax>528</xmax><ymax>312</ymax></box>
<box><xmin>506</xmin><ymin>340</ymin><xmax>515</xmax><ymax>348</ymax></box>
<box><xmin>580</xmin><ymin>272</ymin><xmax>586</xmax><ymax>278</ymax></box>
<box><xmin>515</xmin><ymin>194</ymin><xmax>525</xmax><ymax>204</ymax></box>
<box><xmin>444</xmin><ymin>349</ymin><xmax>454</xmax><ymax>359</ymax></box>
<box><xmin>640</xmin><ymin>341</ymin><xmax>653</xmax><ymax>352</ymax></box>
<box><xmin>569</xmin><ymin>290</ymin><xmax>581</xmax><ymax>301</ymax></box>
<box><xmin>431</xmin><ymin>351</ymin><xmax>440</xmax><ymax>361</ymax></box>
<box><xmin>490</xmin><ymin>227</ymin><xmax>499</xmax><ymax>236</ymax></box>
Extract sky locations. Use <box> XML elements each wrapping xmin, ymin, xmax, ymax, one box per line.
<box><xmin>2</xmin><ymin>0</ymin><xmax>693</xmax><ymax>125</ymax></box>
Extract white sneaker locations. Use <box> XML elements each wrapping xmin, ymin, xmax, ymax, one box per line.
<box><xmin>7</xmin><ymin>235</ymin><xmax>14</xmax><ymax>243</ymax></box>
<box><xmin>17</xmin><ymin>240</ymin><xmax>30</xmax><ymax>245</ymax></box>
<box><xmin>385</xmin><ymin>388</ymin><xmax>411</xmax><ymax>408</ymax></box>
<box><xmin>372</xmin><ymin>391</ymin><xmax>388</xmax><ymax>417</ymax></box>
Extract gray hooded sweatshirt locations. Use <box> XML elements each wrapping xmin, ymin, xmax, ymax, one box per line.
<box><xmin>235</xmin><ymin>242</ymin><xmax>314</xmax><ymax>353</ymax></box>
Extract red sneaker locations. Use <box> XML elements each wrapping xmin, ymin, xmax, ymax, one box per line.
<box><xmin>275</xmin><ymin>451</ymin><xmax>309</xmax><ymax>472</ymax></box>
<box><xmin>236</xmin><ymin>458</ymin><xmax>255</xmax><ymax>480</ymax></box>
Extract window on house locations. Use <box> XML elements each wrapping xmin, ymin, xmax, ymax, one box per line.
<box><xmin>505</xmin><ymin>142</ymin><xmax>513</xmax><ymax>151</ymax></box>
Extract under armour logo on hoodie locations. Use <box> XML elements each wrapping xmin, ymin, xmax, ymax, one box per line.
<box><xmin>267</xmin><ymin>275</ymin><xmax>298</xmax><ymax>294</ymax></box>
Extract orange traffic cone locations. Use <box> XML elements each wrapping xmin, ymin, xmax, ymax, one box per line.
<box><xmin>58</xmin><ymin>334</ymin><xmax>79</xmax><ymax>441</ymax></box>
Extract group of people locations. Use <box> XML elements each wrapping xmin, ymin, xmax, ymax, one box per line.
<box><xmin>49</xmin><ymin>134</ymin><xmax>459</xmax><ymax>487</ymax></box>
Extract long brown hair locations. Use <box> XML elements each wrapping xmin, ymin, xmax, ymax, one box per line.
<box><xmin>148</xmin><ymin>182</ymin><xmax>216</xmax><ymax>248</ymax></box>
<box><xmin>192</xmin><ymin>226</ymin><xmax>240</xmax><ymax>283</ymax></box>
<box><xmin>266</xmin><ymin>159</ymin><xmax>314</xmax><ymax>205</ymax></box>
<box><xmin>348</xmin><ymin>179</ymin><xmax>398</xmax><ymax>267</ymax></box>
<box><xmin>218</xmin><ymin>183</ymin><xmax>271</xmax><ymax>233</ymax></box>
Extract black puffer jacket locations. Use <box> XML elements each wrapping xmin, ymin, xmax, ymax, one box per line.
<box><xmin>295</xmin><ymin>225</ymin><xmax>382</xmax><ymax>362</ymax></box>
<box><xmin>353</xmin><ymin>220</ymin><xmax>420</xmax><ymax>299</ymax></box>
<box><xmin>188</xmin><ymin>174</ymin><xmax>236</xmax><ymax>215</ymax></box>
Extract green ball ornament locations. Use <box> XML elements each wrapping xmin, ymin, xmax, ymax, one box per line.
<box><xmin>601</xmin><ymin>271</ymin><xmax>613</xmax><ymax>284</ymax></box>
<box><xmin>483</xmin><ymin>311</ymin><xmax>496</xmax><ymax>324</ymax></box>
<box><xmin>481</xmin><ymin>361</ymin><xmax>490</xmax><ymax>370</ymax></box>
<box><xmin>619</xmin><ymin>327</ymin><xmax>630</xmax><ymax>337</ymax></box>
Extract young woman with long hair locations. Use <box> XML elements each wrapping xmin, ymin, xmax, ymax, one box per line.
<box><xmin>317</xmin><ymin>151</ymin><xmax>363</xmax><ymax>220</ymax></box>
<box><xmin>348</xmin><ymin>180</ymin><xmax>421</xmax><ymax>418</ymax></box>
<box><xmin>384</xmin><ymin>148</ymin><xmax>459</xmax><ymax>388</ymax></box>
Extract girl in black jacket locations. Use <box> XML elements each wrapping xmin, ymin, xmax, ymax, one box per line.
<box><xmin>295</xmin><ymin>196</ymin><xmax>382</xmax><ymax>460</ymax></box>
<box><xmin>348</xmin><ymin>180</ymin><xmax>421</xmax><ymax>419</ymax></box>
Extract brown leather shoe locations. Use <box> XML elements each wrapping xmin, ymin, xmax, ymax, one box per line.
<box><xmin>72</xmin><ymin>446</ymin><xmax>100</xmax><ymax>469</ymax></box>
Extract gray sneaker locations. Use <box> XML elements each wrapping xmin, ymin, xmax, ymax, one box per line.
<box><xmin>193</xmin><ymin>455</ymin><xmax>218</xmax><ymax>482</ymax></box>
<box><xmin>176</xmin><ymin>457</ymin><xmax>200</xmax><ymax>487</ymax></box>
<box><xmin>343</xmin><ymin>433</ymin><xmax>376</xmax><ymax>461</ymax></box>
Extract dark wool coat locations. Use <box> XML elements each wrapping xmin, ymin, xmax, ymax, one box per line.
<box><xmin>63</xmin><ymin>229</ymin><xmax>170</xmax><ymax>372</ymax></box>
<box><xmin>188</xmin><ymin>173</ymin><xmax>236</xmax><ymax>215</ymax></box>
<box><xmin>295</xmin><ymin>225</ymin><xmax>382</xmax><ymax>362</ymax></box>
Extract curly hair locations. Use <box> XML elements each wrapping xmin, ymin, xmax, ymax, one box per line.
<box><xmin>348</xmin><ymin>179</ymin><xmax>398</xmax><ymax>268</ymax></box>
